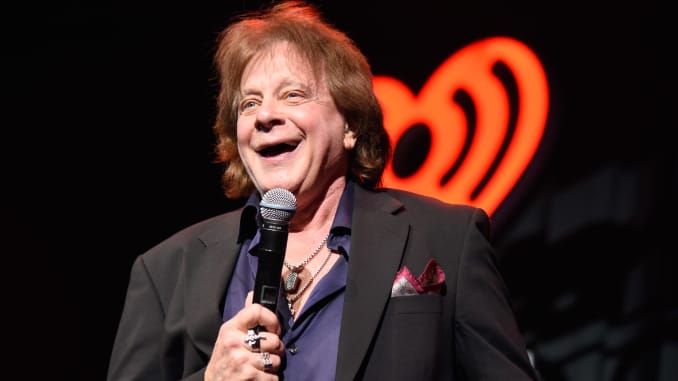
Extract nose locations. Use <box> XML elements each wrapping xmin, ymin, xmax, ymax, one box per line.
<box><xmin>255</xmin><ymin>99</ymin><xmax>284</xmax><ymax>131</ymax></box>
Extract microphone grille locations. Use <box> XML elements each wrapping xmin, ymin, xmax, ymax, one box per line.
<box><xmin>260</xmin><ymin>188</ymin><xmax>297</xmax><ymax>222</ymax></box>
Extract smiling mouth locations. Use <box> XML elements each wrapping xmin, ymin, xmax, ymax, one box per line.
<box><xmin>259</xmin><ymin>143</ymin><xmax>297</xmax><ymax>157</ymax></box>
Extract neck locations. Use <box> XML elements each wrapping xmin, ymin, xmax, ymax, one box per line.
<box><xmin>288</xmin><ymin>177</ymin><xmax>346</xmax><ymax>235</ymax></box>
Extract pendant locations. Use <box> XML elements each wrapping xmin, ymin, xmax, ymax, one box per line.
<box><xmin>284</xmin><ymin>271</ymin><xmax>299</xmax><ymax>292</ymax></box>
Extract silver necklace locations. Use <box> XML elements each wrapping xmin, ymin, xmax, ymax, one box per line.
<box><xmin>286</xmin><ymin>246</ymin><xmax>333</xmax><ymax>316</ymax></box>
<box><xmin>283</xmin><ymin>233</ymin><xmax>330</xmax><ymax>292</ymax></box>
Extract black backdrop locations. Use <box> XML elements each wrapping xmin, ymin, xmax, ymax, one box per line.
<box><xmin>5</xmin><ymin>1</ymin><xmax>675</xmax><ymax>380</ymax></box>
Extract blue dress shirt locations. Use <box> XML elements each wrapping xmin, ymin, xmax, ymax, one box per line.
<box><xmin>223</xmin><ymin>182</ymin><xmax>354</xmax><ymax>380</ymax></box>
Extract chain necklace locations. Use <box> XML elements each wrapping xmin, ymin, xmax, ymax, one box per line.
<box><xmin>286</xmin><ymin>246</ymin><xmax>333</xmax><ymax>316</ymax></box>
<box><xmin>283</xmin><ymin>233</ymin><xmax>330</xmax><ymax>293</ymax></box>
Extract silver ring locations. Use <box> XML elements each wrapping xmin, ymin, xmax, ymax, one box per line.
<box><xmin>261</xmin><ymin>351</ymin><xmax>272</xmax><ymax>370</ymax></box>
<box><xmin>244</xmin><ymin>329</ymin><xmax>264</xmax><ymax>352</ymax></box>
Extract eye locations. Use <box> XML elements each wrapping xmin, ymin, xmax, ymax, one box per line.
<box><xmin>285</xmin><ymin>90</ymin><xmax>306</xmax><ymax>104</ymax></box>
<box><xmin>239</xmin><ymin>99</ymin><xmax>259</xmax><ymax>114</ymax></box>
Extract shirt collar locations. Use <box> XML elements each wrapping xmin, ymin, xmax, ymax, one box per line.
<box><xmin>236</xmin><ymin>180</ymin><xmax>355</xmax><ymax>246</ymax></box>
<box><xmin>237</xmin><ymin>192</ymin><xmax>260</xmax><ymax>244</ymax></box>
<box><xmin>330</xmin><ymin>180</ymin><xmax>353</xmax><ymax>231</ymax></box>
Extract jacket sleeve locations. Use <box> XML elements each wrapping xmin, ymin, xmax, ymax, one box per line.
<box><xmin>107</xmin><ymin>255</ymin><xmax>167</xmax><ymax>381</ymax></box>
<box><xmin>454</xmin><ymin>208</ymin><xmax>539</xmax><ymax>380</ymax></box>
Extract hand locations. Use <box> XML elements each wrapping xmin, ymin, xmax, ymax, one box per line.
<box><xmin>205</xmin><ymin>292</ymin><xmax>284</xmax><ymax>380</ymax></box>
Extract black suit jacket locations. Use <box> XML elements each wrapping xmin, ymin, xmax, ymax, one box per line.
<box><xmin>107</xmin><ymin>185</ymin><xmax>538</xmax><ymax>380</ymax></box>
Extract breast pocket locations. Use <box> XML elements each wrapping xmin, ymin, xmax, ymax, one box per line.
<box><xmin>368</xmin><ymin>294</ymin><xmax>445</xmax><ymax>379</ymax></box>
<box><xmin>387</xmin><ymin>293</ymin><xmax>443</xmax><ymax>315</ymax></box>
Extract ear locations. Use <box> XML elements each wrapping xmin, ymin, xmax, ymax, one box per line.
<box><xmin>343</xmin><ymin>125</ymin><xmax>357</xmax><ymax>150</ymax></box>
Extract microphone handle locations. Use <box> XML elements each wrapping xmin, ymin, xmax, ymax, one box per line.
<box><xmin>252</xmin><ymin>220</ymin><xmax>288</xmax><ymax>313</ymax></box>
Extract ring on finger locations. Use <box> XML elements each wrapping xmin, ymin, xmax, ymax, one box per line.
<box><xmin>261</xmin><ymin>351</ymin><xmax>273</xmax><ymax>370</ymax></box>
<box><xmin>244</xmin><ymin>329</ymin><xmax>266</xmax><ymax>352</ymax></box>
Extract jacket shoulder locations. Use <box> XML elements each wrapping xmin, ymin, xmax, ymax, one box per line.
<box><xmin>139</xmin><ymin>207</ymin><xmax>244</xmax><ymax>268</ymax></box>
<box><xmin>383</xmin><ymin>187</ymin><xmax>485</xmax><ymax>215</ymax></box>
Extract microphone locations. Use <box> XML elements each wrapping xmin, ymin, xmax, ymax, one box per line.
<box><xmin>253</xmin><ymin>188</ymin><xmax>297</xmax><ymax>313</ymax></box>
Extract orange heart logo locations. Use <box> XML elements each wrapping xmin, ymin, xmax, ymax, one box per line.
<box><xmin>374</xmin><ymin>36</ymin><xmax>549</xmax><ymax>216</ymax></box>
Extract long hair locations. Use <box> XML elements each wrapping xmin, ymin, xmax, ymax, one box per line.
<box><xmin>212</xmin><ymin>1</ymin><xmax>391</xmax><ymax>199</ymax></box>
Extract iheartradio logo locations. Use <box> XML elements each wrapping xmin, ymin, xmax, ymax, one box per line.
<box><xmin>375</xmin><ymin>36</ymin><xmax>550</xmax><ymax>216</ymax></box>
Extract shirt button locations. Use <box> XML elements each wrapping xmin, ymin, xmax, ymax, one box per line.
<box><xmin>289</xmin><ymin>344</ymin><xmax>298</xmax><ymax>355</ymax></box>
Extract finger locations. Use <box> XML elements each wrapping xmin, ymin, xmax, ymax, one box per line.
<box><xmin>247</xmin><ymin>304</ymin><xmax>281</xmax><ymax>336</ymax></box>
<box><xmin>261</xmin><ymin>334</ymin><xmax>285</xmax><ymax>355</ymax></box>
<box><xmin>255</xmin><ymin>351</ymin><xmax>282</xmax><ymax>373</ymax></box>
<box><xmin>245</xmin><ymin>291</ymin><xmax>254</xmax><ymax>307</ymax></box>
<box><xmin>243</xmin><ymin>328</ymin><xmax>263</xmax><ymax>353</ymax></box>
<box><xmin>243</xmin><ymin>331</ymin><xmax>285</xmax><ymax>354</ymax></box>
<box><xmin>225</xmin><ymin>303</ymin><xmax>281</xmax><ymax>336</ymax></box>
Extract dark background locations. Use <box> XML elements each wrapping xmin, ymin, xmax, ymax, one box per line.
<box><xmin>5</xmin><ymin>1</ymin><xmax>675</xmax><ymax>380</ymax></box>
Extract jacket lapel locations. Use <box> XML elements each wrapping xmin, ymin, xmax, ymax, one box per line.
<box><xmin>336</xmin><ymin>187</ymin><xmax>409</xmax><ymax>381</ymax></box>
<box><xmin>184</xmin><ymin>212</ymin><xmax>243</xmax><ymax>357</ymax></box>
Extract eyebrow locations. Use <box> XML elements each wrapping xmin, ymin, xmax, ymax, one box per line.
<box><xmin>241</xmin><ymin>78</ymin><xmax>314</xmax><ymax>98</ymax></box>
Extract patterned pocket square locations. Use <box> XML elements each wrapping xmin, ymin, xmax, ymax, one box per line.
<box><xmin>391</xmin><ymin>258</ymin><xmax>446</xmax><ymax>297</ymax></box>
